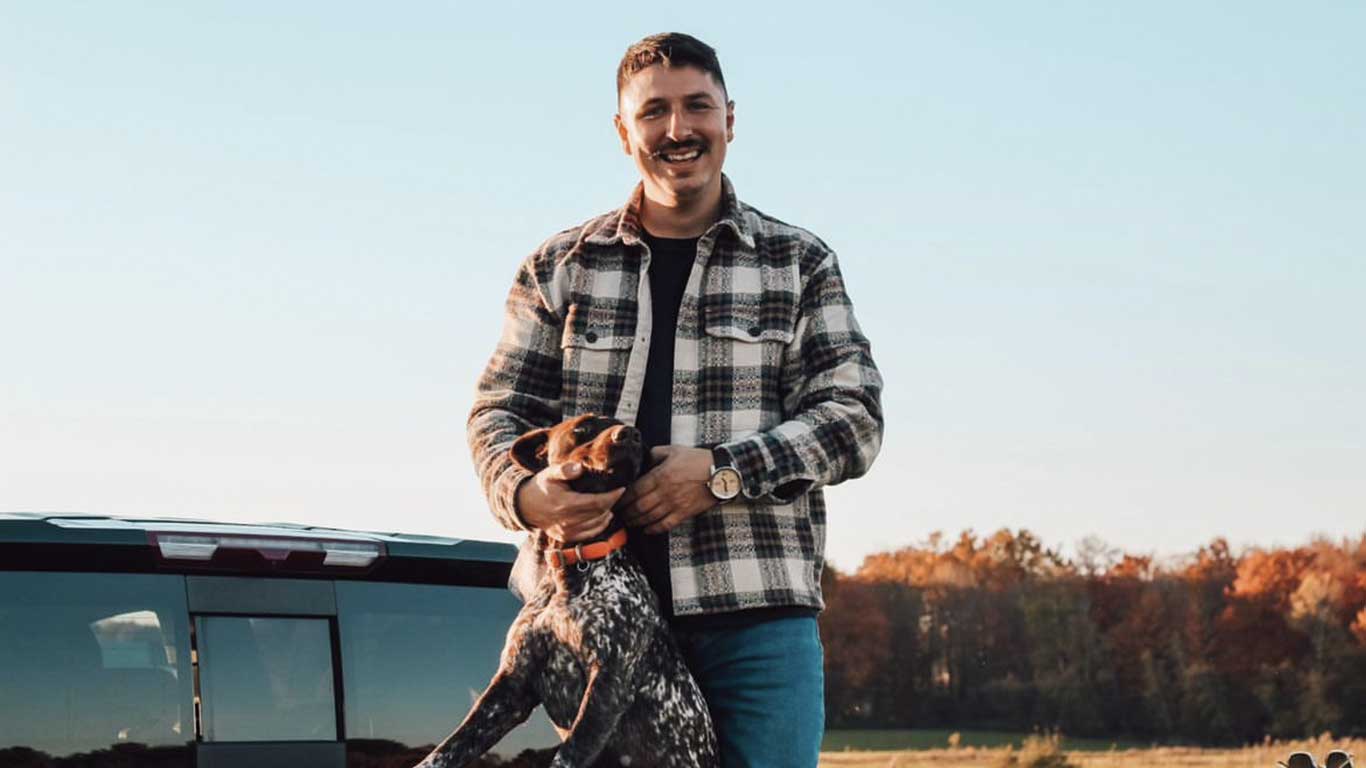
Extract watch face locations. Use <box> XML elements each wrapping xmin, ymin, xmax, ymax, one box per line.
<box><xmin>709</xmin><ymin>467</ymin><xmax>742</xmax><ymax>500</ymax></box>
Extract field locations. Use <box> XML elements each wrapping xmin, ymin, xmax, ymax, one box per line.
<box><xmin>819</xmin><ymin>730</ymin><xmax>1363</xmax><ymax>767</ymax></box>
<box><xmin>822</xmin><ymin>729</ymin><xmax>1149</xmax><ymax>752</ymax></box>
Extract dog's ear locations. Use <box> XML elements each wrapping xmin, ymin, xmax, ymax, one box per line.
<box><xmin>510</xmin><ymin>428</ymin><xmax>552</xmax><ymax>472</ymax></box>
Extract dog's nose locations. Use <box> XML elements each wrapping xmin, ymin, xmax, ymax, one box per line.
<box><xmin>613</xmin><ymin>426</ymin><xmax>641</xmax><ymax>445</ymax></box>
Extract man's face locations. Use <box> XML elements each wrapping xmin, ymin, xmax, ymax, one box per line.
<box><xmin>614</xmin><ymin>64</ymin><xmax>734</xmax><ymax>206</ymax></box>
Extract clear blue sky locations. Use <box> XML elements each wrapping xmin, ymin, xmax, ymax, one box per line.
<box><xmin>3</xmin><ymin>2</ymin><xmax>1362</xmax><ymax>570</ymax></box>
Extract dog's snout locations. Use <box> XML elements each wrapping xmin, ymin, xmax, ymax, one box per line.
<box><xmin>613</xmin><ymin>426</ymin><xmax>641</xmax><ymax>445</ymax></box>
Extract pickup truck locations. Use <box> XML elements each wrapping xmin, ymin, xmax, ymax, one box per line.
<box><xmin>0</xmin><ymin>512</ymin><xmax>559</xmax><ymax>767</ymax></box>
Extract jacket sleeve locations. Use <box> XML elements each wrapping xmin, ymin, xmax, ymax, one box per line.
<box><xmin>717</xmin><ymin>244</ymin><xmax>884</xmax><ymax>504</ymax></box>
<box><xmin>467</xmin><ymin>256</ymin><xmax>565</xmax><ymax>531</ymax></box>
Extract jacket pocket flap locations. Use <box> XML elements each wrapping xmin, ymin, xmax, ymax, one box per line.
<box><xmin>561</xmin><ymin>302</ymin><xmax>637</xmax><ymax>350</ymax></box>
<box><xmin>703</xmin><ymin>300</ymin><xmax>795</xmax><ymax>344</ymax></box>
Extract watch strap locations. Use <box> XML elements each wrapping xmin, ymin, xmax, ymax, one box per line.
<box><xmin>710</xmin><ymin>445</ymin><xmax>733</xmax><ymax>472</ymax></box>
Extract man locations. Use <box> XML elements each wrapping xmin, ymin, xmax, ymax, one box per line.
<box><xmin>468</xmin><ymin>32</ymin><xmax>883</xmax><ymax>767</ymax></box>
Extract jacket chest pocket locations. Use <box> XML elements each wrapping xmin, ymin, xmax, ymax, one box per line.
<box><xmin>561</xmin><ymin>302</ymin><xmax>636</xmax><ymax>385</ymax></box>
<box><xmin>699</xmin><ymin>268</ymin><xmax>799</xmax><ymax>433</ymax></box>
<box><xmin>702</xmin><ymin>300</ymin><xmax>797</xmax><ymax>346</ymax></box>
<box><xmin>700</xmin><ymin>261</ymin><xmax>799</xmax><ymax>350</ymax></box>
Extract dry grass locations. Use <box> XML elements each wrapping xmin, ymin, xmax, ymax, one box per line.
<box><xmin>820</xmin><ymin>734</ymin><xmax>1364</xmax><ymax>768</ymax></box>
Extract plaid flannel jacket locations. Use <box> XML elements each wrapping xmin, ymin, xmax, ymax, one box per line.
<box><xmin>468</xmin><ymin>176</ymin><xmax>884</xmax><ymax>615</ymax></box>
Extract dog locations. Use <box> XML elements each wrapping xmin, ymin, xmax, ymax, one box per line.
<box><xmin>416</xmin><ymin>414</ymin><xmax>719</xmax><ymax>768</ymax></box>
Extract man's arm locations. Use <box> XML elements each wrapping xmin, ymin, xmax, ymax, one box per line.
<box><xmin>468</xmin><ymin>254</ymin><xmax>627</xmax><ymax>540</ymax></box>
<box><xmin>619</xmin><ymin>242</ymin><xmax>883</xmax><ymax>532</ymax></box>
<box><xmin>467</xmin><ymin>257</ymin><xmax>565</xmax><ymax>531</ymax></box>
<box><xmin>720</xmin><ymin>242</ymin><xmax>884</xmax><ymax>502</ymax></box>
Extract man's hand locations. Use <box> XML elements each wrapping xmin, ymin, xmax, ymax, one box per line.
<box><xmin>618</xmin><ymin>446</ymin><xmax>716</xmax><ymax>534</ymax></box>
<box><xmin>517</xmin><ymin>462</ymin><xmax>625</xmax><ymax>544</ymax></box>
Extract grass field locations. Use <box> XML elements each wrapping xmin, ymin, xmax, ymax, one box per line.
<box><xmin>822</xmin><ymin>729</ymin><xmax>1149</xmax><ymax>752</ymax></box>
<box><xmin>819</xmin><ymin>731</ymin><xmax>1363</xmax><ymax>767</ymax></box>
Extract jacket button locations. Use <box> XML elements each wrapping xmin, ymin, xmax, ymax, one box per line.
<box><xmin>585</xmin><ymin>330</ymin><xmax>598</xmax><ymax>343</ymax></box>
<box><xmin>748</xmin><ymin>326</ymin><xmax>761</xmax><ymax>337</ymax></box>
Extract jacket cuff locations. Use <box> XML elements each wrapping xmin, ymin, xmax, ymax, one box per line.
<box><xmin>718</xmin><ymin>438</ymin><xmax>815</xmax><ymax>504</ymax></box>
<box><xmin>495</xmin><ymin>463</ymin><xmax>537</xmax><ymax>532</ymax></box>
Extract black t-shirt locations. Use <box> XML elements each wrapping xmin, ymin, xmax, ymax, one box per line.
<box><xmin>629</xmin><ymin>232</ymin><xmax>696</xmax><ymax>620</ymax></box>
<box><xmin>630</xmin><ymin>231</ymin><xmax>817</xmax><ymax>631</ymax></box>
<box><xmin>634</xmin><ymin>232</ymin><xmax>696</xmax><ymax>454</ymax></box>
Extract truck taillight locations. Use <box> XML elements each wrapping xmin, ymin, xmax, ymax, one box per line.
<box><xmin>151</xmin><ymin>533</ymin><xmax>383</xmax><ymax>568</ymax></box>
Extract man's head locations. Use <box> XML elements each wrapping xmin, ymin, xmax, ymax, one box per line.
<box><xmin>614</xmin><ymin>33</ymin><xmax>734</xmax><ymax>208</ymax></box>
<box><xmin>616</xmin><ymin>33</ymin><xmax>727</xmax><ymax>100</ymax></box>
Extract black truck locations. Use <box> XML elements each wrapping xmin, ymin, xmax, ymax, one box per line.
<box><xmin>0</xmin><ymin>512</ymin><xmax>559</xmax><ymax>767</ymax></box>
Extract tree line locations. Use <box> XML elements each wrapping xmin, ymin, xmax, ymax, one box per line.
<box><xmin>818</xmin><ymin>529</ymin><xmax>1366</xmax><ymax>743</ymax></box>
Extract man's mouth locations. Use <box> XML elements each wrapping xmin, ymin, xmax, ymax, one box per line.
<box><xmin>652</xmin><ymin>143</ymin><xmax>706</xmax><ymax>164</ymax></box>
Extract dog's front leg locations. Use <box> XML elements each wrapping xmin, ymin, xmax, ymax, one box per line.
<box><xmin>414</xmin><ymin>664</ymin><xmax>539</xmax><ymax>768</ymax></box>
<box><xmin>549</xmin><ymin>660</ymin><xmax>636</xmax><ymax>768</ymax></box>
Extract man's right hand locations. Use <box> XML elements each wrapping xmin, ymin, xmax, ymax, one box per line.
<box><xmin>516</xmin><ymin>462</ymin><xmax>625</xmax><ymax>544</ymax></box>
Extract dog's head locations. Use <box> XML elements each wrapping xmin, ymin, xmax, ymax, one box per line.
<box><xmin>510</xmin><ymin>414</ymin><xmax>645</xmax><ymax>493</ymax></box>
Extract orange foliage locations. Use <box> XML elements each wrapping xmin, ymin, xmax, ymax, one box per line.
<box><xmin>1230</xmin><ymin>548</ymin><xmax>1314</xmax><ymax>609</ymax></box>
<box><xmin>1179</xmin><ymin>538</ymin><xmax>1237</xmax><ymax>585</ymax></box>
<box><xmin>1352</xmin><ymin>607</ymin><xmax>1366</xmax><ymax>646</ymax></box>
<box><xmin>1109</xmin><ymin>554</ymin><xmax>1155</xmax><ymax>581</ymax></box>
<box><xmin>819</xmin><ymin>528</ymin><xmax>1366</xmax><ymax>739</ymax></box>
<box><xmin>854</xmin><ymin>528</ymin><xmax>1068</xmax><ymax>590</ymax></box>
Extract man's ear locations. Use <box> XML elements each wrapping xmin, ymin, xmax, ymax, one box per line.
<box><xmin>613</xmin><ymin>113</ymin><xmax>631</xmax><ymax>155</ymax></box>
<box><xmin>510</xmin><ymin>428</ymin><xmax>552</xmax><ymax>472</ymax></box>
<box><xmin>726</xmin><ymin>100</ymin><xmax>735</xmax><ymax>143</ymax></box>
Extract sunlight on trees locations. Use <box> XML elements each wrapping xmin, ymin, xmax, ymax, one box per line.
<box><xmin>819</xmin><ymin>529</ymin><xmax>1366</xmax><ymax>743</ymax></box>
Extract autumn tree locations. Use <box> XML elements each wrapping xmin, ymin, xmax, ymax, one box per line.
<box><xmin>816</xmin><ymin>528</ymin><xmax>1365</xmax><ymax>742</ymax></box>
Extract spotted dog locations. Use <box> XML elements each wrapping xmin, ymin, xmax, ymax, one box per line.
<box><xmin>416</xmin><ymin>414</ymin><xmax>718</xmax><ymax>768</ymax></box>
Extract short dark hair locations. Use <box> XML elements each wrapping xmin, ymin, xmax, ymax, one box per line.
<box><xmin>616</xmin><ymin>33</ymin><xmax>727</xmax><ymax>99</ymax></box>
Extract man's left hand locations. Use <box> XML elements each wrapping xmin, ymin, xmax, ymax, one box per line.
<box><xmin>618</xmin><ymin>446</ymin><xmax>716</xmax><ymax>534</ymax></box>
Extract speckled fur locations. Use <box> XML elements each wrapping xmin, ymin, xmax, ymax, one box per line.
<box><xmin>415</xmin><ymin>417</ymin><xmax>718</xmax><ymax>768</ymax></box>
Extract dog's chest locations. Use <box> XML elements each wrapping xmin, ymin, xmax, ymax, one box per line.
<box><xmin>531</xmin><ymin>557</ymin><xmax>661</xmax><ymax>726</ymax></box>
<box><xmin>536</xmin><ymin>642</ymin><xmax>588</xmax><ymax>727</ymax></box>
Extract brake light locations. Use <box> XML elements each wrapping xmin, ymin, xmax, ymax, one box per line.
<box><xmin>151</xmin><ymin>533</ymin><xmax>383</xmax><ymax>568</ymax></box>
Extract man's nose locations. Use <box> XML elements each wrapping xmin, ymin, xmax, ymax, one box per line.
<box><xmin>665</xmin><ymin>110</ymin><xmax>692</xmax><ymax>141</ymax></box>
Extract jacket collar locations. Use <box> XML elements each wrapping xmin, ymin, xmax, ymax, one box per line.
<box><xmin>583</xmin><ymin>174</ymin><xmax>755</xmax><ymax>250</ymax></box>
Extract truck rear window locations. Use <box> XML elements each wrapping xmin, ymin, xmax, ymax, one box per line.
<box><xmin>196</xmin><ymin>616</ymin><xmax>338</xmax><ymax>742</ymax></box>
<box><xmin>0</xmin><ymin>572</ymin><xmax>193</xmax><ymax>765</ymax></box>
<box><xmin>335</xmin><ymin>581</ymin><xmax>559</xmax><ymax>765</ymax></box>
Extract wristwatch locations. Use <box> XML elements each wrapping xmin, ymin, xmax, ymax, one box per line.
<box><xmin>707</xmin><ymin>447</ymin><xmax>743</xmax><ymax>501</ymax></box>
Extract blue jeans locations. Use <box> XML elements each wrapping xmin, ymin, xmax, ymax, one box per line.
<box><xmin>675</xmin><ymin>616</ymin><xmax>825</xmax><ymax>768</ymax></box>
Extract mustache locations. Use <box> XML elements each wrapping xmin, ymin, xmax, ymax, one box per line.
<box><xmin>649</xmin><ymin>138</ymin><xmax>708</xmax><ymax>159</ymax></box>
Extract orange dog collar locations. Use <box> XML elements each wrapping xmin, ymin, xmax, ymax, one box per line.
<box><xmin>546</xmin><ymin>528</ymin><xmax>629</xmax><ymax>568</ymax></box>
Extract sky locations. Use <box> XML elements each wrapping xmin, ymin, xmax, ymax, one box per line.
<box><xmin>2</xmin><ymin>2</ymin><xmax>1362</xmax><ymax>572</ymax></box>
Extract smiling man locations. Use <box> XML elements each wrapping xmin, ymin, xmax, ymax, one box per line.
<box><xmin>468</xmin><ymin>32</ymin><xmax>884</xmax><ymax>767</ymax></box>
